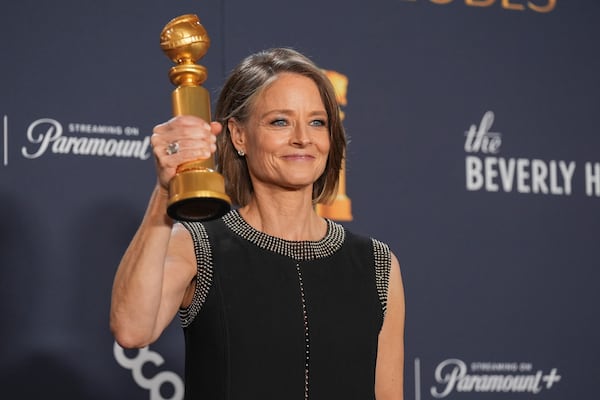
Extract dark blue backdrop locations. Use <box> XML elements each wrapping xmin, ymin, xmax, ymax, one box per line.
<box><xmin>1</xmin><ymin>1</ymin><xmax>598</xmax><ymax>399</ymax></box>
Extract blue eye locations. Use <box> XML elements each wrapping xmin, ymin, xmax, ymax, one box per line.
<box><xmin>271</xmin><ymin>119</ymin><xmax>288</xmax><ymax>127</ymax></box>
<box><xmin>310</xmin><ymin>119</ymin><xmax>327</xmax><ymax>127</ymax></box>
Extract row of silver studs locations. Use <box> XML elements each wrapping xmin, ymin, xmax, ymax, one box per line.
<box><xmin>223</xmin><ymin>210</ymin><xmax>345</xmax><ymax>261</ymax></box>
<box><xmin>178</xmin><ymin>221</ymin><xmax>213</xmax><ymax>328</ymax></box>
<box><xmin>372</xmin><ymin>239</ymin><xmax>392</xmax><ymax>317</ymax></box>
<box><xmin>296</xmin><ymin>262</ymin><xmax>310</xmax><ymax>400</ymax></box>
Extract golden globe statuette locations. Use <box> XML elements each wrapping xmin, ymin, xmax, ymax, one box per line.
<box><xmin>160</xmin><ymin>14</ymin><xmax>231</xmax><ymax>221</ymax></box>
<box><xmin>316</xmin><ymin>70</ymin><xmax>353</xmax><ymax>221</ymax></box>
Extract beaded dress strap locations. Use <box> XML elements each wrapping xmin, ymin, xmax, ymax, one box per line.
<box><xmin>178</xmin><ymin>221</ymin><xmax>213</xmax><ymax>328</ymax></box>
<box><xmin>372</xmin><ymin>238</ymin><xmax>392</xmax><ymax>317</ymax></box>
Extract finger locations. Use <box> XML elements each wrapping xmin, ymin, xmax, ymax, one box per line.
<box><xmin>210</xmin><ymin>121</ymin><xmax>223</xmax><ymax>135</ymax></box>
<box><xmin>152</xmin><ymin>117</ymin><xmax>217</xmax><ymax>163</ymax></box>
<box><xmin>172</xmin><ymin>115</ymin><xmax>211</xmax><ymax>130</ymax></box>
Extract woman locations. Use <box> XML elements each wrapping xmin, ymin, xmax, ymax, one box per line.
<box><xmin>111</xmin><ymin>48</ymin><xmax>404</xmax><ymax>399</ymax></box>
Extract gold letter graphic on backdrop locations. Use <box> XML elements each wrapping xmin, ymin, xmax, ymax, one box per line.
<box><xmin>528</xmin><ymin>0</ymin><xmax>556</xmax><ymax>13</ymax></box>
<box><xmin>160</xmin><ymin>14</ymin><xmax>231</xmax><ymax>221</ymax></box>
<box><xmin>502</xmin><ymin>0</ymin><xmax>525</xmax><ymax>10</ymax></box>
<box><xmin>465</xmin><ymin>0</ymin><xmax>495</xmax><ymax>6</ymax></box>
<box><xmin>316</xmin><ymin>70</ymin><xmax>353</xmax><ymax>221</ymax></box>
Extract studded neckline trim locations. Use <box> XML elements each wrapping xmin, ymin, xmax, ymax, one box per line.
<box><xmin>222</xmin><ymin>209</ymin><xmax>346</xmax><ymax>261</ymax></box>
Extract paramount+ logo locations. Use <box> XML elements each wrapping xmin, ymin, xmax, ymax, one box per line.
<box><xmin>404</xmin><ymin>0</ymin><xmax>557</xmax><ymax>13</ymax></box>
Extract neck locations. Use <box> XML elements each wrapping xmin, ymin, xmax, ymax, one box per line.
<box><xmin>239</xmin><ymin>190</ymin><xmax>326</xmax><ymax>241</ymax></box>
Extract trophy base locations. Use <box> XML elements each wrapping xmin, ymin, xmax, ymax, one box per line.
<box><xmin>167</xmin><ymin>196</ymin><xmax>231</xmax><ymax>222</ymax></box>
<box><xmin>167</xmin><ymin>168</ymin><xmax>231</xmax><ymax>222</ymax></box>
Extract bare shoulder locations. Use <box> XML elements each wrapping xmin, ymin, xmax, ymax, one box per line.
<box><xmin>388</xmin><ymin>252</ymin><xmax>404</xmax><ymax>303</ymax></box>
<box><xmin>170</xmin><ymin>222</ymin><xmax>193</xmax><ymax>247</ymax></box>
<box><xmin>384</xmin><ymin>251</ymin><xmax>405</xmax><ymax>333</ymax></box>
<box><xmin>375</xmin><ymin>251</ymin><xmax>405</xmax><ymax>400</ymax></box>
<box><xmin>166</xmin><ymin>222</ymin><xmax>197</xmax><ymax>283</ymax></box>
<box><xmin>171</xmin><ymin>221</ymin><xmax>193</xmax><ymax>242</ymax></box>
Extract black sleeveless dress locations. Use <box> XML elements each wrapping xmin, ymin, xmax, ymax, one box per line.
<box><xmin>180</xmin><ymin>210</ymin><xmax>391</xmax><ymax>400</ymax></box>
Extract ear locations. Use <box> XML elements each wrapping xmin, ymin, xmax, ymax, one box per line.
<box><xmin>228</xmin><ymin>118</ymin><xmax>246</xmax><ymax>152</ymax></box>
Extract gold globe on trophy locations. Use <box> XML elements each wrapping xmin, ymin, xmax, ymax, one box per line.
<box><xmin>316</xmin><ymin>69</ymin><xmax>353</xmax><ymax>221</ymax></box>
<box><xmin>160</xmin><ymin>14</ymin><xmax>231</xmax><ymax>221</ymax></box>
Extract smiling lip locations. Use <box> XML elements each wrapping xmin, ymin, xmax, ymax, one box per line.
<box><xmin>282</xmin><ymin>154</ymin><xmax>315</xmax><ymax>160</ymax></box>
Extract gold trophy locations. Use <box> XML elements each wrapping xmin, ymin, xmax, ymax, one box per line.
<box><xmin>160</xmin><ymin>14</ymin><xmax>231</xmax><ymax>221</ymax></box>
<box><xmin>316</xmin><ymin>70</ymin><xmax>353</xmax><ymax>221</ymax></box>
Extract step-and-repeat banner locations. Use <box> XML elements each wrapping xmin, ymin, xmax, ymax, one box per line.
<box><xmin>1</xmin><ymin>1</ymin><xmax>598</xmax><ymax>399</ymax></box>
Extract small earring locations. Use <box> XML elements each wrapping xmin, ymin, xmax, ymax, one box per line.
<box><xmin>237</xmin><ymin>149</ymin><xmax>245</xmax><ymax>157</ymax></box>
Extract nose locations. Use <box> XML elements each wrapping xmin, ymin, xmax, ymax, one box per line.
<box><xmin>291</xmin><ymin>124</ymin><xmax>311</xmax><ymax>146</ymax></box>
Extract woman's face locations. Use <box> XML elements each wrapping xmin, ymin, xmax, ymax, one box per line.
<box><xmin>231</xmin><ymin>72</ymin><xmax>331</xmax><ymax>196</ymax></box>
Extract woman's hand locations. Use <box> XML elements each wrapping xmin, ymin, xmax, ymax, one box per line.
<box><xmin>151</xmin><ymin>115</ymin><xmax>223</xmax><ymax>191</ymax></box>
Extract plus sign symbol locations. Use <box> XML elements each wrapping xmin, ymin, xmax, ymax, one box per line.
<box><xmin>542</xmin><ymin>368</ymin><xmax>561</xmax><ymax>389</ymax></box>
